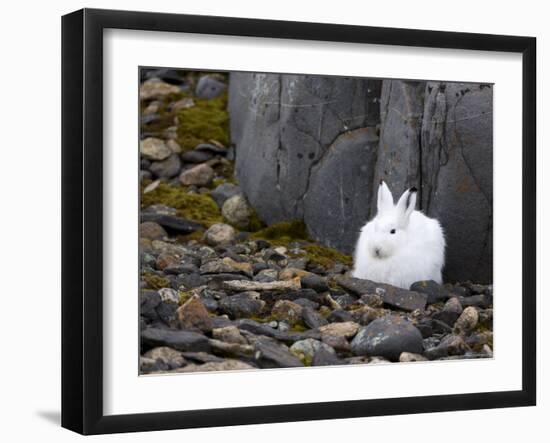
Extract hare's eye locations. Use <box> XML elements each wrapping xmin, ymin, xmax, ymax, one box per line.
<box><xmin>390</xmin><ymin>229</ymin><xmax>396</xmax><ymax>234</ymax></box>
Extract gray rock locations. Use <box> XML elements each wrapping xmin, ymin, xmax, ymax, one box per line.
<box><xmin>351</xmin><ymin>316</ymin><xmax>424</xmax><ymax>361</ymax></box>
<box><xmin>179</xmin><ymin>163</ymin><xmax>215</xmax><ymax>186</ymax></box>
<box><xmin>300</xmin><ymin>274</ymin><xmax>329</xmax><ymax>293</ymax></box>
<box><xmin>211</xmin><ymin>183</ymin><xmax>241</xmax><ymax>208</ymax></box>
<box><xmin>149</xmin><ymin>154</ymin><xmax>182</xmax><ymax>178</ymax></box>
<box><xmin>290</xmin><ymin>338</ymin><xmax>336</xmax><ymax>363</ymax></box>
<box><xmin>140</xmin><ymin>213</ymin><xmax>203</xmax><ymax>234</ymax></box>
<box><xmin>203</xmin><ymin>223</ymin><xmax>236</xmax><ymax>246</ymax></box>
<box><xmin>453</xmin><ymin>306</ymin><xmax>479</xmax><ymax>334</ymax></box>
<box><xmin>222</xmin><ymin>195</ymin><xmax>251</xmax><ymax>229</ymax></box>
<box><xmin>222</xmin><ymin>279</ymin><xmax>301</xmax><ymax>292</ymax></box>
<box><xmin>140</xmin><ymin>356</ymin><xmax>169</xmax><ymax>373</ymax></box>
<box><xmin>410</xmin><ymin>280</ymin><xmax>450</xmax><ymax>304</ymax></box>
<box><xmin>141</xmin><ymin>327</ymin><xmax>211</xmax><ymax>352</ymax></box>
<box><xmin>181</xmin><ymin>149</ymin><xmax>213</xmax><ymax>164</ymax></box>
<box><xmin>196</xmin><ymin>75</ymin><xmax>227</xmax><ymax>99</ymax></box>
<box><xmin>140</xmin><ymin>137</ymin><xmax>172</xmax><ymax>161</ymax></box>
<box><xmin>251</xmin><ymin>336</ymin><xmax>304</xmax><ymax>368</ymax></box>
<box><xmin>335</xmin><ymin>276</ymin><xmax>427</xmax><ymax>312</ymax></box>
<box><xmin>424</xmin><ymin>334</ymin><xmax>468</xmax><ymax>359</ymax></box>
<box><xmin>312</xmin><ymin>347</ymin><xmax>343</xmax><ymax>366</ymax></box>
<box><xmin>302</xmin><ymin>306</ymin><xmax>328</xmax><ymax>329</ymax></box>
<box><xmin>139</xmin><ymin>221</ymin><xmax>168</xmax><ymax>240</ymax></box>
<box><xmin>143</xmin><ymin>346</ymin><xmax>187</xmax><ymax>369</ymax></box>
<box><xmin>218</xmin><ymin>291</ymin><xmax>266</xmax><ymax>319</ymax></box>
<box><xmin>433</xmin><ymin>297</ymin><xmax>463</xmax><ymax>327</ymax></box>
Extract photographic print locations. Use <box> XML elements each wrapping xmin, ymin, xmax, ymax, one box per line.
<box><xmin>138</xmin><ymin>68</ymin><xmax>494</xmax><ymax>374</ymax></box>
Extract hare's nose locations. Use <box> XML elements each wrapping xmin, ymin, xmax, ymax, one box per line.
<box><xmin>374</xmin><ymin>248</ymin><xmax>381</xmax><ymax>257</ymax></box>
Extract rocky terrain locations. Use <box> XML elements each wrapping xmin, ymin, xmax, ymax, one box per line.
<box><xmin>139</xmin><ymin>69</ymin><xmax>493</xmax><ymax>375</ymax></box>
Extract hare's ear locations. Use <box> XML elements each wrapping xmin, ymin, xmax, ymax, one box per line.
<box><xmin>396</xmin><ymin>187</ymin><xmax>417</xmax><ymax>222</ymax></box>
<box><xmin>377</xmin><ymin>180</ymin><xmax>394</xmax><ymax>214</ymax></box>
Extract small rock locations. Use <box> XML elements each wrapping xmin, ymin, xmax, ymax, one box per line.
<box><xmin>170</xmin><ymin>97</ymin><xmax>195</xmax><ymax>111</ymax></box>
<box><xmin>196</xmin><ymin>75</ymin><xmax>227</xmax><ymax>99</ymax></box>
<box><xmin>254</xmin><ymin>268</ymin><xmax>278</xmax><ymax>282</ymax></box>
<box><xmin>212</xmin><ymin>325</ymin><xmax>248</xmax><ymax>345</ymax></box>
<box><xmin>271</xmin><ymin>300</ymin><xmax>303</xmax><ymax>326</ymax></box>
<box><xmin>351</xmin><ymin>316</ymin><xmax>423</xmax><ymax>361</ymax></box>
<box><xmin>360</xmin><ymin>293</ymin><xmax>384</xmax><ymax>308</ymax></box>
<box><xmin>321</xmin><ymin>334</ymin><xmax>351</xmax><ymax>352</ymax></box>
<box><xmin>169</xmin><ymin>359</ymin><xmax>255</xmax><ymax>373</ymax></box>
<box><xmin>211</xmin><ymin>183</ymin><xmax>241</xmax><ymax>208</ymax></box>
<box><xmin>458</xmin><ymin>294</ymin><xmax>492</xmax><ymax>308</ymax></box>
<box><xmin>143</xmin><ymin>346</ymin><xmax>186</xmax><ymax>369</ymax></box>
<box><xmin>166</xmin><ymin>139</ymin><xmax>182</xmax><ymax>154</ymax></box>
<box><xmin>290</xmin><ymin>338</ymin><xmax>336</xmax><ymax>364</ymax></box>
<box><xmin>181</xmin><ymin>149</ymin><xmax>213</xmax><ymax>163</ymax></box>
<box><xmin>176</xmin><ymin>295</ymin><xmax>213</xmax><ymax>332</ymax></box>
<box><xmin>319</xmin><ymin>321</ymin><xmax>359</xmax><ymax>338</ymax></box>
<box><xmin>140</xmin><ymin>78</ymin><xmax>181</xmax><ymax>100</ymax></box>
<box><xmin>399</xmin><ymin>352</ymin><xmax>428</xmax><ymax>362</ymax></box>
<box><xmin>335</xmin><ymin>294</ymin><xmax>358</xmax><ymax>309</ymax></box>
<box><xmin>140</xmin><ymin>213</ymin><xmax>203</xmax><ymax>234</ymax></box>
<box><xmin>179</xmin><ymin>163</ymin><xmax>215</xmax><ymax>186</ymax></box>
<box><xmin>149</xmin><ymin>154</ymin><xmax>182</xmax><ymax>178</ymax></box>
<box><xmin>200</xmin><ymin>257</ymin><xmax>253</xmax><ymax>277</ymax></box>
<box><xmin>302</xmin><ymin>306</ymin><xmax>328</xmax><ymax>329</ymax></box>
<box><xmin>218</xmin><ymin>291</ymin><xmax>266</xmax><ymax>319</ymax></box>
<box><xmin>222</xmin><ymin>278</ymin><xmax>301</xmax><ymax>292</ymax></box>
<box><xmin>453</xmin><ymin>306</ymin><xmax>479</xmax><ymax>334</ymax></box>
<box><xmin>158</xmin><ymin>287</ymin><xmax>180</xmax><ymax>304</ymax></box>
<box><xmin>155</xmin><ymin>253</ymin><xmax>180</xmax><ymax>271</ymax></box>
<box><xmin>222</xmin><ymin>195</ymin><xmax>251</xmax><ymax>229</ymax></box>
<box><xmin>410</xmin><ymin>280</ymin><xmax>450</xmax><ymax>304</ymax></box>
<box><xmin>433</xmin><ymin>297</ymin><xmax>463</xmax><ymax>327</ymax></box>
<box><xmin>300</xmin><ymin>274</ymin><xmax>329</xmax><ymax>293</ymax></box>
<box><xmin>312</xmin><ymin>347</ymin><xmax>343</xmax><ymax>366</ymax></box>
<box><xmin>251</xmin><ymin>336</ymin><xmax>304</xmax><ymax>368</ymax></box>
<box><xmin>140</xmin><ymin>137</ymin><xmax>172</xmax><ymax>161</ymax></box>
<box><xmin>279</xmin><ymin>268</ymin><xmax>312</xmax><ymax>281</ymax></box>
<box><xmin>208</xmin><ymin>339</ymin><xmax>254</xmax><ymax>358</ymax></box>
<box><xmin>425</xmin><ymin>334</ymin><xmax>468</xmax><ymax>359</ymax></box>
<box><xmin>141</xmin><ymin>327</ymin><xmax>210</xmax><ymax>352</ymax></box>
<box><xmin>327</xmin><ymin>310</ymin><xmax>354</xmax><ymax>323</ymax></box>
<box><xmin>140</xmin><ymin>170</ymin><xmax>152</xmax><ymax>183</ymax></box>
<box><xmin>140</xmin><ymin>356</ymin><xmax>168</xmax><ymax>373</ymax></box>
<box><xmin>139</xmin><ymin>221</ymin><xmax>167</xmax><ymax>240</ymax></box>
<box><xmin>203</xmin><ymin>223</ymin><xmax>236</xmax><ymax>246</ymax></box>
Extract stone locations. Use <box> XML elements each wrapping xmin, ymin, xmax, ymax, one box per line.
<box><xmin>410</xmin><ymin>280</ymin><xmax>450</xmax><ymax>304</ymax></box>
<box><xmin>300</xmin><ymin>274</ymin><xmax>329</xmax><ymax>293</ymax></box>
<box><xmin>143</xmin><ymin>346</ymin><xmax>186</xmax><ymax>369</ymax></box>
<box><xmin>140</xmin><ymin>78</ymin><xmax>181</xmax><ymax>100</ymax></box>
<box><xmin>208</xmin><ymin>339</ymin><xmax>255</xmax><ymax>358</ymax></box>
<box><xmin>210</xmin><ymin>183</ymin><xmax>242</xmax><ymax>208</ymax></box>
<box><xmin>157</xmin><ymin>287</ymin><xmax>180</xmax><ymax>304</ymax></box>
<box><xmin>335</xmin><ymin>276</ymin><xmax>427</xmax><ymax>312</ymax></box>
<box><xmin>251</xmin><ymin>337</ymin><xmax>304</xmax><ymax>368</ymax></box>
<box><xmin>222</xmin><ymin>278</ymin><xmax>301</xmax><ymax>292</ymax></box>
<box><xmin>155</xmin><ymin>253</ymin><xmax>179</xmax><ymax>271</ymax></box>
<box><xmin>302</xmin><ymin>306</ymin><xmax>328</xmax><ymax>329</ymax></box>
<box><xmin>458</xmin><ymin>294</ymin><xmax>492</xmax><ymax>308</ymax></box>
<box><xmin>200</xmin><ymin>257</ymin><xmax>253</xmax><ymax>277</ymax></box>
<box><xmin>360</xmin><ymin>293</ymin><xmax>384</xmax><ymax>308</ymax></box>
<box><xmin>181</xmin><ymin>149</ymin><xmax>213</xmax><ymax>164</ymax></box>
<box><xmin>140</xmin><ymin>170</ymin><xmax>152</xmax><ymax>183</ymax></box>
<box><xmin>149</xmin><ymin>154</ymin><xmax>182</xmax><ymax>178</ymax></box>
<box><xmin>139</xmin><ymin>221</ymin><xmax>167</xmax><ymax>240</ymax></box>
<box><xmin>290</xmin><ymin>338</ymin><xmax>336</xmax><ymax>364</ymax></box>
<box><xmin>166</xmin><ymin>139</ymin><xmax>182</xmax><ymax>154</ymax></box>
<box><xmin>399</xmin><ymin>352</ymin><xmax>428</xmax><ymax>363</ymax></box>
<box><xmin>254</xmin><ymin>268</ymin><xmax>278</xmax><ymax>282</ymax></box>
<box><xmin>327</xmin><ymin>310</ymin><xmax>354</xmax><ymax>323</ymax></box>
<box><xmin>139</xmin><ymin>290</ymin><xmax>161</xmax><ymax>322</ymax></box>
<box><xmin>203</xmin><ymin>223</ymin><xmax>236</xmax><ymax>246</ymax></box>
<box><xmin>141</xmin><ymin>327</ymin><xmax>211</xmax><ymax>352</ymax></box>
<box><xmin>170</xmin><ymin>97</ymin><xmax>195</xmax><ymax>111</ymax></box>
<box><xmin>140</xmin><ymin>137</ymin><xmax>172</xmax><ymax>161</ymax></box>
<box><xmin>271</xmin><ymin>300</ymin><xmax>304</xmax><ymax>326</ymax></box>
<box><xmin>319</xmin><ymin>321</ymin><xmax>359</xmax><ymax>339</ymax></box>
<box><xmin>424</xmin><ymin>334</ymin><xmax>468</xmax><ymax>359</ymax></box>
<box><xmin>221</xmin><ymin>195</ymin><xmax>251</xmax><ymax>229</ymax></box>
<box><xmin>433</xmin><ymin>297</ymin><xmax>463</xmax><ymax>327</ymax></box>
<box><xmin>169</xmin><ymin>359</ymin><xmax>255</xmax><ymax>373</ymax></box>
<box><xmin>279</xmin><ymin>268</ymin><xmax>311</xmax><ymax>281</ymax></box>
<box><xmin>179</xmin><ymin>163</ymin><xmax>215</xmax><ymax>186</ymax></box>
<box><xmin>312</xmin><ymin>347</ymin><xmax>343</xmax><ymax>366</ymax></box>
<box><xmin>218</xmin><ymin>292</ymin><xmax>266</xmax><ymax>319</ymax></box>
<box><xmin>196</xmin><ymin>75</ymin><xmax>227</xmax><ymax>99</ymax></box>
<box><xmin>453</xmin><ymin>306</ymin><xmax>479</xmax><ymax>334</ymax></box>
<box><xmin>140</xmin><ymin>213</ymin><xmax>203</xmax><ymax>234</ymax></box>
<box><xmin>140</xmin><ymin>356</ymin><xmax>168</xmax><ymax>373</ymax></box>
<box><xmin>351</xmin><ymin>316</ymin><xmax>424</xmax><ymax>361</ymax></box>
<box><xmin>176</xmin><ymin>295</ymin><xmax>213</xmax><ymax>332</ymax></box>
<box><xmin>212</xmin><ymin>325</ymin><xmax>248</xmax><ymax>345</ymax></box>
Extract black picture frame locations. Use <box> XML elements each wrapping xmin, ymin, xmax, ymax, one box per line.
<box><xmin>61</xmin><ymin>8</ymin><xmax>537</xmax><ymax>435</ymax></box>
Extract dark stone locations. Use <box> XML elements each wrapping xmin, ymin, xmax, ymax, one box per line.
<box><xmin>334</xmin><ymin>294</ymin><xmax>357</xmax><ymax>309</ymax></box>
<box><xmin>312</xmin><ymin>347</ymin><xmax>344</xmax><ymax>366</ymax></box>
<box><xmin>195</xmin><ymin>143</ymin><xmax>229</xmax><ymax>155</ymax></box>
<box><xmin>140</xmin><ymin>213</ymin><xmax>203</xmax><ymax>234</ymax></box>
<box><xmin>139</xmin><ymin>290</ymin><xmax>161</xmax><ymax>321</ymax></box>
<box><xmin>302</xmin><ymin>306</ymin><xmax>328</xmax><ymax>329</ymax></box>
<box><xmin>293</xmin><ymin>298</ymin><xmax>320</xmax><ymax>310</ymax></box>
<box><xmin>300</xmin><ymin>274</ymin><xmax>329</xmax><ymax>293</ymax></box>
<box><xmin>251</xmin><ymin>337</ymin><xmax>304</xmax><ymax>368</ymax></box>
<box><xmin>210</xmin><ymin>183</ymin><xmax>241</xmax><ymax>208</ymax></box>
<box><xmin>351</xmin><ymin>316</ymin><xmax>424</xmax><ymax>361</ymax></box>
<box><xmin>203</xmin><ymin>273</ymin><xmax>251</xmax><ymax>290</ymax></box>
<box><xmin>181</xmin><ymin>150</ymin><xmax>213</xmax><ymax>163</ymax></box>
<box><xmin>431</xmin><ymin>318</ymin><xmax>453</xmax><ymax>334</ymax></box>
<box><xmin>327</xmin><ymin>310</ymin><xmax>354</xmax><ymax>323</ymax></box>
<box><xmin>181</xmin><ymin>352</ymin><xmax>225</xmax><ymax>364</ymax></box>
<box><xmin>458</xmin><ymin>294</ymin><xmax>492</xmax><ymax>308</ymax></box>
<box><xmin>415</xmin><ymin>319</ymin><xmax>434</xmax><ymax>338</ymax></box>
<box><xmin>176</xmin><ymin>273</ymin><xmax>207</xmax><ymax>289</ymax></box>
<box><xmin>149</xmin><ymin>154</ymin><xmax>182</xmax><ymax>178</ymax></box>
<box><xmin>433</xmin><ymin>297</ymin><xmax>463</xmax><ymax>327</ymax></box>
<box><xmin>218</xmin><ymin>292</ymin><xmax>265</xmax><ymax>319</ymax></box>
<box><xmin>410</xmin><ymin>280</ymin><xmax>450</xmax><ymax>304</ymax></box>
<box><xmin>335</xmin><ymin>276</ymin><xmax>427</xmax><ymax>312</ymax></box>
<box><xmin>424</xmin><ymin>334</ymin><xmax>468</xmax><ymax>360</ymax></box>
<box><xmin>141</xmin><ymin>328</ymin><xmax>211</xmax><ymax>353</ymax></box>
<box><xmin>255</xmin><ymin>240</ymin><xmax>271</xmax><ymax>250</ymax></box>
<box><xmin>156</xmin><ymin>301</ymin><xmax>178</xmax><ymax>326</ymax></box>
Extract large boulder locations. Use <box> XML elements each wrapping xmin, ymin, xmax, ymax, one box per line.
<box><xmin>229</xmin><ymin>75</ymin><xmax>493</xmax><ymax>283</ymax></box>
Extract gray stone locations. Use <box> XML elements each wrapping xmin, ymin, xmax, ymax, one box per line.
<box><xmin>181</xmin><ymin>149</ymin><xmax>213</xmax><ymax>164</ymax></box>
<box><xmin>424</xmin><ymin>334</ymin><xmax>468</xmax><ymax>359</ymax></box>
<box><xmin>433</xmin><ymin>297</ymin><xmax>463</xmax><ymax>327</ymax></box>
<box><xmin>149</xmin><ymin>154</ymin><xmax>182</xmax><ymax>178</ymax></box>
<box><xmin>141</xmin><ymin>327</ymin><xmax>211</xmax><ymax>352</ymax></box>
<box><xmin>453</xmin><ymin>306</ymin><xmax>479</xmax><ymax>334</ymax></box>
<box><xmin>300</xmin><ymin>274</ymin><xmax>329</xmax><ymax>293</ymax></box>
<box><xmin>140</xmin><ymin>137</ymin><xmax>172</xmax><ymax>161</ymax></box>
<box><xmin>179</xmin><ymin>163</ymin><xmax>214</xmax><ymax>186</ymax></box>
<box><xmin>251</xmin><ymin>336</ymin><xmax>304</xmax><ymax>368</ymax></box>
<box><xmin>222</xmin><ymin>195</ymin><xmax>251</xmax><ymax>229</ymax></box>
<box><xmin>143</xmin><ymin>346</ymin><xmax>187</xmax><ymax>369</ymax></box>
<box><xmin>196</xmin><ymin>75</ymin><xmax>227</xmax><ymax>99</ymax></box>
<box><xmin>218</xmin><ymin>291</ymin><xmax>266</xmax><ymax>319</ymax></box>
<box><xmin>140</xmin><ymin>213</ymin><xmax>203</xmax><ymax>234</ymax></box>
<box><xmin>302</xmin><ymin>306</ymin><xmax>328</xmax><ymax>329</ymax></box>
<box><xmin>410</xmin><ymin>280</ymin><xmax>450</xmax><ymax>304</ymax></box>
<box><xmin>336</xmin><ymin>276</ymin><xmax>427</xmax><ymax>312</ymax></box>
<box><xmin>203</xmin><ymin>223</ymin><xmax>236</xmax><ymax>246</ymax></box>
<box><xmin>211</xmin><ymin>183</ymin><xmax>241</xmax><ymax>208</ymax></box>
<box><xmin>351</xmin><ymin>316</ymin><xmax>423</xmax><ymax>361</ymax></box>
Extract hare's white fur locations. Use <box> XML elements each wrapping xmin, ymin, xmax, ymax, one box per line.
<box><xmin>352</xmin><ymin>181</ymin><xmax>445</xmax><ymax>289</ymax></box>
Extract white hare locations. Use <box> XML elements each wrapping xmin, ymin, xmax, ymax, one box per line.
<box><xmin>352</xmin><ymin>181</ymin><xmax>445</xmax><ymax>289</ymax></box>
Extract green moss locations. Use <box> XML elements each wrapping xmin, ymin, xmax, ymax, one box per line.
<box><xmin>303</xmin><ymin>244</ymin><xmax>353</xmax><ymax>268</ymax></box>
<box><xmin>142</xmin><ymin>272</ymin><xmax>170</xmax><ymax>290</ymax></box>
<box><xmin>246</xmin><ymin>207</ymin><xmax>266</xmax><ymax>232</ymax></box>
<box><xmin>252</xmin><ymin>220</ymin><xmax>309</xmax><ymax>244</ymax></box>
<box><xmin>141</xmin><ymin>183</ymin><xmax>222</xmax><ymax>226</ymax></box>
<box><xmin>178</xmin><ymin>290</ymin><xmax>194</xmax><ymax>305</ymax></box>
<box><xmin>176</xmin><ymin>93</ymin><xmax>229</xmax><ymax>151</ymax></box>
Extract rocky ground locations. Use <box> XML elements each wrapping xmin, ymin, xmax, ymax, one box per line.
<box><xmin>138</xmin><ymin>69</ymin><xmax>494</xmax><ymax>374</ymax></box>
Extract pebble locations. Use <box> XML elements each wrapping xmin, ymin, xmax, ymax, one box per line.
<box><xmin>179</xmin><ymin>163</ymin><xmax>215</xmax><ymax>186</ymax></box>
<box><xmin>140</xmin><ymin>137</ymin><xmax>172</xmax><ymax>161</ymax></box>
<box><xmin>203</xmin><ymin>223</ymin><xmax>236</xmax><ymax>246</ymax></box>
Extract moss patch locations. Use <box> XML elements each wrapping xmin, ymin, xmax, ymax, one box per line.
<box><xmin>176</xmin><ymin>93</ymin><xmax>229</xmax><ymax>151</ymax></box>
<box><xmin>141</xmin><ymin>183</ymin><xmax>222</xmax><ymax>226</ymax></box>
<box><xmin>252</xmin><ymin>220</ymin><xmax>309</xmax><ymax>244</ymax></box>
<box><xmin>303</xmin><ymin>244</ymin><xmax>353</xmax><ymax>268</ymax></box>
<box><xmin>142</xmin><ymin>272</ymin><xmax>170</xmax><ymax>290</ymax></box>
